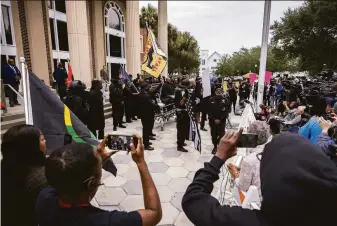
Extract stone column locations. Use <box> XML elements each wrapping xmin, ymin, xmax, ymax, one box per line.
<box><xmin>125</xmin><ymin>0</ymin><xmax>141</xmax><ymax>76</ymax></box>
<box><xmin>65</xmin><ymin>0</ymin><xmax>92</xmax><ymax>86</ymax></box>
<box><xmin>92</xmin><ymin>1</ymin><xmax>105</xmax><ymax>80</ymax></box>
<box><xmin>158</xmin><ymin>0</ymin><xmax>168</xmax><ymax>77</ymax></box>
<box><xmin>24</xmin><ymin>1</ymin><xmax>50</xmax><ymax>84</ymax></box>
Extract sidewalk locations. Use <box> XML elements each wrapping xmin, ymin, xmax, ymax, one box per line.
<box><xmin>93</xmin><ymin>113</ymin><xmax>242</xmax><ymax>225</ymax></box>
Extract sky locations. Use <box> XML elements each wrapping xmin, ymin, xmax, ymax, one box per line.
<box><xmin>139</xmin><ymin>1</ymin><xmax>304</xmax><ymax>55</ymax></box>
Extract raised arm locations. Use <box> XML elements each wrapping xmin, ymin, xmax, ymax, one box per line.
<box><xmin>131</xmin><ymin>134</ymin><xmax>162</xmax><ymax>226</ymax></box>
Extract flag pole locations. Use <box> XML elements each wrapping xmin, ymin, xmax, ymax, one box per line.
<box><xmin>20</xmin><ymin>57</ymin><xmax>33</xmax><ymax>125</ymax></box>
<box><xmin>256</xmin><ymin>0</ymin><xmax>271</xmax><ymax>112</ymax></box>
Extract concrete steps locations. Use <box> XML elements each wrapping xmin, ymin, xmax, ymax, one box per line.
<box><xmin>1</xmin><ymin>100</ymin><xmax>112</xmax><ymax>138</ymax></box>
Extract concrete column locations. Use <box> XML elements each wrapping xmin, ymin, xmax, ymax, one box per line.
<box><xmin>158</xmin><ymin>0</ymin><xmax>168</xmax><ymax>77</ymax></box>
<box><xmin>24</xmin><ymin>1</ymin><xmax>50</xmax><ymax>84</ymax></box>
<box><xmin>92</xmin><ymin>1</ymin><xmax>105</xmax><ymax>79</ymax></box>
<box><xmin>65</xmin><ymin>0</ymin><xmax>92</xmax><ymax>86</ymax></box>
<box><xmin>125</xmin><ymin>0</ymin><xmax>141</xmax><ymax>76</ymax></box>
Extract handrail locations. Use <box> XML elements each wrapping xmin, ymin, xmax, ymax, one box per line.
<box><xmin>3</xmin><ymin>84</ymin><xmax>24</xmax><ymax>100</ymax></box>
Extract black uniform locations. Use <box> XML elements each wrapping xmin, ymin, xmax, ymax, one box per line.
<box><xmin>175</xmin><ymin>87</ymin><xmax>190</xmax><ymax>149</ymax></box>
<box><xmin>109</xmin><ymin>81</ymin><xmax>125</xmax><ymax>129</ymax></box>
<box><xmin>239</xmin><ymin>82</ymin><xmax>250</xmax><ymax>100</ymax></box>
<box><xmin>208</xmin><ymin>94</ymin><xmax>230</xmax><ymax>152</ymax></box>
<box><xmin>138</xmin><ymin>89</ymin><xmax>159</xmax><ymax>148</ymax></box>
<box><xmin>227</xmin><ymin>83</ymin><xmax>238</xmax><ymax>113</ymax></box>
<box><xmin>87</xmin><ymin>81</ymin><xmax>105</xmax><ymax>139</ymax></box>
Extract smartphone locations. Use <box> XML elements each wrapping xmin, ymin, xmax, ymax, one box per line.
<box><xmin>107</xmin><ymin>134</ymin><xmax>138</xmax><ymax>151</ymax></box>
<box><xmin>237</xmin><ymin>133</ymin><xmax>258</xmax><ymax>148</ymax></box>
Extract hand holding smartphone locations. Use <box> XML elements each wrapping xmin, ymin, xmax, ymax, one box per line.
<box><xmin>237</xmin><ymin>133</ymin><xmax>258</xmax><ymax>148</ymax></box>
<box><xmin>106</xmin><ymin>134</ymin><xmax>138</xmax><ymax>151</ymax></box>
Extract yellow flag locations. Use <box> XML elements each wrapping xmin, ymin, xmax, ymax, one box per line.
<box><xmin>141</xmin><ymin>27</ymin><xmax>167</xmax><ymax>78</ymax></box>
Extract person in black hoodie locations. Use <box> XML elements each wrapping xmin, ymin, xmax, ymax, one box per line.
<box><xmin>109</xmin><ymin>79</ymin><xmax>126</xmax><ymax>131</ymax></box>
<box><xmin>138</xmin><ymin>82</ymin><xmax>159</xmax><ymax>150</ymax></box>
<box><xmin>87</xmin><ymin>80</ymin><xmax>105</xmax><ymax>139</ymax></box>
<box><xmin>64</xmin><ymin>80</ymin><xmax>89</xmax><ymax>125</ymax></box>
<box><xmin>182</xmin><ymin>131</ymin><xmax>337</xmax><ymax>226</ymax></box>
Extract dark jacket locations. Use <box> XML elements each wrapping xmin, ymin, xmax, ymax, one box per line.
<box><xmin>227</xmin><ymin>84</ymin><xmax>238</xmax><ymax>100</ymax></box>
<box><xmin>64</xmin><ymin>94</ymin><xmax>89</xmax><ymax>125</ymax></box>
<box><xmin>87</xmin><ymin>89</ymin><xmax>105</xmax><ymax>130</ymax></box>
<box><xmin>2</xmin><ymin>64</ymin><xmax>21</xmax><ymax>86</ymax></box>
<box><xmin>208</xmin><ymin>95</ymin><xmax>230</xmax><ymax>121</ymax></box>
<box><xmin>53</xmin><ymin>67</ymin><xmax>67</xmax><ymax>86</ymax></box>
<box><xmin>174</xmin><ymin>87</ymin><xmax>189</xmax><ymax>110</ymax></box>
<box><xmin>182</xmin><ymin>133</ymin><xmax>337</xmax><ymax>226</ymax></box>
<box><xmin>109</xmin><ymin>83</ymin><xmax>124</xmax><ymax>105</ymax></box>
<box><xmin>138</xmin><ymin>91</ymin><xmax>159</xmax><ymax>119</ymax></box>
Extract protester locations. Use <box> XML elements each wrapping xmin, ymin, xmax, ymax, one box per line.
<box><xmin>282</xmin><ymin>106</ymin><xmax>306</xmax><ymax>125</ymax></box>
<box><xmin>36</xmin><ymin>135</ymin><xmax>162</xmax><ymax>226</ymax></box>
<box><xmin>208</xmin><ymin>88</ymin><xmax>230</xmax><ymax>154</ymax></box>
<box><xmin>182</xmin><ymin>131</ymin><xmax>337</xmax><ymax>226</ymax></box>
<box><xmin>53</xmin><ymin>62</ymin><xmax>68</xmax><ymax>100</ymax></box>
<box><xmin>87</xmin><ymin>80</ymin><xmax>105</xmax><ymax>139</ymax></box>
<box><xmin>227</xmin><ymin>121</ymin><xmax>270</xmax><ymax>198</ymax></box>
<box><xmin>299</xmin><ymin>100</ymin><xmax>337</xmax><ymax>144</ymax></box>
<box><xmin>175</xmin><ymin>79</ymin><xmax>191</xmax><ymax>152</ymax></box>
<box><xmin>109</xmin><ymin>78</ymin><xmax>126</xmax><ymax>131</ymax></box>
<box><xmin>227</xmin><ymin>80</ymin><xmax>238</xmax><ymax>114</ymax></box>
<box><xmin>2</xmin><ymin>58</ymin><xmax>21</xmax><ymax>107</ymax></box>
<box><xmin>138</xmin><ymin>82</ymin><xmax>159</xmax><ymax>151</ymax></box>
<box><xmin>64</xmin><ymin>80</ymin><xmax>89</xmax><ymax>125</ymax></box>
<box><xmin>1</xmin><ymin>124</ymin><xmax>47</xmax><ymax>226</ymax></box>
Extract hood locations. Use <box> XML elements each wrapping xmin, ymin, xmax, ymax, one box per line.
<box><xmin>260</xmin><ymin>133</ymin><xmax>337</xmax><ymax>225</ymax></box>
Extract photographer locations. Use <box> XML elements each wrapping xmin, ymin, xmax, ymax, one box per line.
<box><xmin>36</xmin><ymin>134</ymin><xmax>162</xmax><ymax>226</ymax></box>
<box><xmin>182</xmin><ymin>131</ymin><xmax>337</xmax><ymax>226</ymax></box>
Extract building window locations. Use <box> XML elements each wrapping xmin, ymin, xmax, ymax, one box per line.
<box><xmin>55</xmin><ymin>0</ymin><xmax>66</xmax><ymax>14</ymax></box>
<box><xmin>140</xmin><ymin>36</ymin><xmax>144</xmax><ymax>53</ymax></box>
<box><xmin>1</xmin><ymin>2</ymin><xmax>17</xmax><ymax>69</ymax></box>
<box><xmin>57</xmin><ymin>20</ymin><xmax>69</xmax><ymax>51</ymax></box>
<box><xmin>104</xmin><ymin>1</ymin><xmax>126</xmax><ymax>79</ymax></box>
<box><xmin>49</xmin><ymin>18</ymin><xmax>56</xmax><ymax>50</ymax></box>
<box><xmin>213</xmin><ymin>59</ymin><xmax>217</xmax><ymax>62</ymax></box>
<box><xmin>1</xmin><ymin>5</ymin><xmax>13</xmax><ymax>45</ymax></box>
<box><xmin>49</xmin><ymin>0</ymin><xmax>69</xmax><ymax>68</ymax></box>
<box><xmin>202</xmin><ymin>59</ymin><xmax>205</xmax><ymax>65</ymax></box>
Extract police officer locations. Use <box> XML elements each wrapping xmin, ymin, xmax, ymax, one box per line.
<box><xmin>208</xmin><ymin>87</ymin><xmax>230</xmax><ymax>154</ymax></box>
<box><xmin>138</xmin><ymin>82</ymin><xmax>159</xmax><ymax>150</ymax></box>
<box><xmin>109</xmin><ymin>78</ymin><xmax>126</xmax><ymax>131</ymax></box>
<box><xmin>175</xmin><ymin>80</ymin><xmax>191</xmax><ymax>152</ymax></box>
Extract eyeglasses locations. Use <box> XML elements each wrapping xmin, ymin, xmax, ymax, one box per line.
<box><xmin>83</xmin><ymin>176</ymin><xmax>104</xmax><ymax>187</ymax></box>
<box><xmin>256</xmin><ymin>152</ymin><xmax>263</xmax><ymax>161</ymax></box>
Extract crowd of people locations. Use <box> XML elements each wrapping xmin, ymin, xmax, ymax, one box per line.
<box><xmin>2</xmin><ymin>62</ymin><xmax>337</xmax><ymax>226</ymax></box>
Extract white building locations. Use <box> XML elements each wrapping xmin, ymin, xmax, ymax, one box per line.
<box><xmin>199</xmin><ymin>50</ymin><xmax>222</xmax><ymax>75</ymax></box>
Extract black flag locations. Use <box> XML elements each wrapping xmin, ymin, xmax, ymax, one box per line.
<box><xmin>29</xmin><ymin>72</ymin><xmax>117</xmax><ymax>175</ymax></box>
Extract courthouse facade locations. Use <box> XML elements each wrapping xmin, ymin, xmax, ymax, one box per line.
<box><xmin>1</xmin><ymin>0</ymin><xmax>168</xmax><ymax>86</ymax></box>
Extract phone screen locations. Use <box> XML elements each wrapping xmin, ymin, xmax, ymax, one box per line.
<box><xmin>107</xmin><ymin>135</ymin><xmax>137</xmax><ymax>151</ymax></box>
<box><xmin>237</xmin><ymin>133</ymin><xmax>258</xmax><ymax>148</ymax></box>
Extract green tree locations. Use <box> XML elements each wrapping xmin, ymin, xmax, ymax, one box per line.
<box><xmin>216</xmin><ymin>54</ymin><xmax>233</xmax><ymax>76</ymax></box>
<box><xmin>270</xmin><ymin>1</ymin><xmax>337</xmax><ymax>73</ymax></box>
<box><xmin>139</xmin><ymin>4</ymin><xmax>158</xmax><ymax>35</ymax></box>
<box><xmin>140</xmin><ymin>5</ymin><xmax>200</xmax><ymax>75</ymax></box>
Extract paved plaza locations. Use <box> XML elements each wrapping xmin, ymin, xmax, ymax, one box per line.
<box><xmin>91</xmin><ymin>114</ymin><xmax>241</xmax><ymax>225</ymax></box>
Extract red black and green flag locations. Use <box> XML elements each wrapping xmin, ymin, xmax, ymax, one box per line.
<box><xmin>29</xmin><ymin>72</ymin><xmax>117</xmax><ymax>175</ymax></box>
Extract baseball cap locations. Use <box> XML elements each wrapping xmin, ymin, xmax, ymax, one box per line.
<box><xmin>325</xmin><ymin>97</ymin><xmax>337</xmax><ymax>106</ymax></box>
